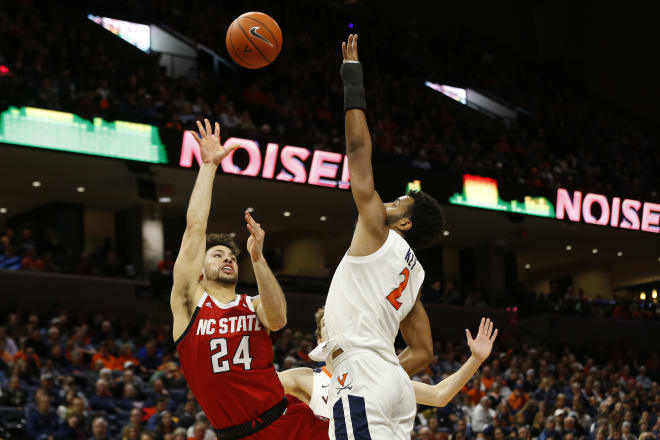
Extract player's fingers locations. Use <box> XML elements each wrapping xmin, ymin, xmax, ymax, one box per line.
<box><xmin>204</xmin><ymin>119</ymin><xmax>212</xmax><ymax>137</ymax></box>
<box><xmin>214</xmin><ymin>122</ymin><xmax>220</xmax><ymax>139</ymax></box>
<box><xmin>190</xmin><ymin>130</ymin><xmax>202</xmax><ymax>144</ymax></box>
<box><xmin>485</xmin><ymin>318</ymin><xmax>491</xmax><ymax>336</ymax></box>
<box><xmin>478</xmin><ymin>317</ymin><xmax>485</xmax><ymax>335</ymax></box>
<box><xmin>196</xmin><ymin>120</ymin><xmax>206</xmax><ymax>137</ymax></box>
<box><xmin>342</xmin><ymin>42</ymin><xmax>347</xmax><ymax>59</ymax></box>
<box><xmin>353</xmin><ymin>34</ymin><xmax>358</xmax><ymax>56</ymax></box>
<box><xmin>491</xmin><ymin>328</ymin><xmax>499</xmax><ymax>342</ymax></box>
<box><xmin>466</xmin><ymin>329</ymin><xmax>473</xmax><ymax>342</ymax></box>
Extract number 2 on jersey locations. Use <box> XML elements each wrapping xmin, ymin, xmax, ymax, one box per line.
<box><xmin>210</xmin><ymin>335</ymin><xmax>253</xmax><ymax>373</ymax></box>
<box><xmin>386</xmin><ymin>267</ymin><xmax>409</xmax><ymax>310</ymax></box>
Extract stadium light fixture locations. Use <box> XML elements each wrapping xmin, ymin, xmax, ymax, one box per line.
<box><xmin>652</xmin><ymin>289</ymin><xmax>658</xmax><ymax>299</ymax></box>
<box><xmin>565</xmin><ymin>245</ymin><xmax>572</xmax><ymax>251</ymax></box>
<box><xmin>32</xmin><ymin>181</ymin><xmax>42</xmax><ymax>187</ymax></box>
<box><xmin>617</xmin><ymin>251</ymin><xmax>623</xmax><ymax>257</ymax></box>
<box><xmin>283</xmin><ymin>211</ymin><xmax>291</xmax><ymax>217</ymax></box>
<box><xmin>0</xmin><ymin>207</ymin><xmax>7</xmax><ymax>214</ymax></box>
<box><xmin>592</xmin><ymin>248</ymin><xmax>598</xmax><ymax>254</ymax></box>
<box><xmin>320</xmin><ymin>216</ymin><xmax>327</xmax><ymax>221</ymax></box>
<box><xmin>640</xmin><ymin>292</ymin><xmax>646</xmax><ymax>300</ymax></box>
<box><xmin>76</xmin><ymin>186</ymin><xmax>86</xmax><ymax>193</ymax></box>
<box><xmin>524</xmin><ymin>264</ymin><xmax>531</xmax><ymax>270</ymax></box>
<box><xmin>158</xmin><ymin>196</ymin><xmax>171</xmax><ymax>203</ymax></box>
<box><xmin>443</xmin><ymin>230</ymin><xmax>450</xmax><ymax>236</ymax></box>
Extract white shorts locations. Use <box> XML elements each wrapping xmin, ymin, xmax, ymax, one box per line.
<box><xmin>327</xmin><ymin>349</ymin><xmax>416</xmax><ymax>440</ymax></box>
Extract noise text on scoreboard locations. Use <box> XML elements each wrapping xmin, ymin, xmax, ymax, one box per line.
<box><xmin>179</xmin><ymin>132</ymin><xmax>351</xmax><ymax>190</ymax></box>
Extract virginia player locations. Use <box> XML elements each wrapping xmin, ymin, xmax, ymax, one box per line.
<box><xmin>172</xmin><ymin>119</ymin><xmax>328</xmax><ymax>439</ymax></box>
<box><xmin>310</xmin><ymin>35</ymin><xmax>448</xmax><ymax>439</ymax></box>
<box><xmin>281</xmin><ymin>308</ymin><xmax>498</xmax><ymax>420</ymax></box>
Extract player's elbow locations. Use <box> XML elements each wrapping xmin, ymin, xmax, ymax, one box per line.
<box><xmin>267</xmin><ymin>315</ymin><xmax>287</xmax><ymax>331</ymax></box>
<box><xmin>417</xmin><ymin>345</ymin><xmax>433</xmax><ymax>369</ymax></box>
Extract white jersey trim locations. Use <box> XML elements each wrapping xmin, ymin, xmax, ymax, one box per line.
<box><xmin>343</xmin><ymin>229</ymin><xmax>397</xmax><ymax>264</ymax></box>
<box><xmin>206</xmin><ymin>292</ymin><xmax>241</xmax><ymax>309</ymax></box>
<box><xmin>196</xmin><ymin>292</ymin><xmax>208</xmax><ymax>308</ymax></box>
<box><xmin>246</xmin><ymin>295</ymin><xmax>259</xmax><ymax>312</ymax></box>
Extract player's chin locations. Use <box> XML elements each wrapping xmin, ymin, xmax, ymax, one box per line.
<box><xmin>217</xmin><ymin>271</ymin><xmax>238</xmax><ymax>284</ymax></box>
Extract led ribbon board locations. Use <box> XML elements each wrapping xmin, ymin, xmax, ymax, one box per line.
<box><xmin>0</xmin><ymin>107</ymin><xmax>168</xmax><ymax>164</ymax></box>
<box><xmin>450</xmin><ymin>174</ymin><xmax>555</xmax><ymax>218</ymax></box>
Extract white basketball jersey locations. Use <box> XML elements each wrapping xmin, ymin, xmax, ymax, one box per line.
<box><xmin>308</xmin><ymin>367</ymin><xmax>332</xmax><ymax>420</ymax></box>
<box><xmin>324</xmin><ymin>229</ymin><xmax>425</xmax><ymax>365</ymax></box>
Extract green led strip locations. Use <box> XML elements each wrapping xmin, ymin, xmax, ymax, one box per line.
<box><xmin>0</xmin><ymin>106</ymin><xmax>168</xmax><ymax>163</ymax></box>
<box><xmin>449</xmin><ymin>174</ymin><xmax>555</xmax><ymax>218</ymax></box>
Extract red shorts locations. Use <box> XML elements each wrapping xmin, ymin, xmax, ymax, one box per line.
<box><xmin>245</xmin><ymin>394</ymin><xmax>329</xmax><ymax>440</ymax></box>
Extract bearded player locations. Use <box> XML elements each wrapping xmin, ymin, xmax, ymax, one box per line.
<box><xmin>172</xmin><ymin>119</ymin><xmax>328</xmax><ymax>439</ymax></box>
<box><xmin>281</xmin><ymin>308</ymin><xmax>498</xmax><ymax>419</ymax></box>
<box><xmin>309</xmin><ymin>35</ymin><xmax>447</xmax><ymax>439</ymax></box>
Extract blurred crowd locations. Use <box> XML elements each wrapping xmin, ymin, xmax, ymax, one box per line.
<box><xmin>0</xmin><ymin>227</ymin><xmax>132</xmax><ymax>279</ymax></box>
<box><xmin>1</xmin><ymin>0</ymin><xmax>658</xmax><ymax>203</ymax></box>
<box><xmin>0</xmin><ymin>309</ymin><xmax>658</xmax><ymax>440</ymax></box>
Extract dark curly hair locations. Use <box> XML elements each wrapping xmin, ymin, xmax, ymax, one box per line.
<box><xmin>206</xmin><ymin>233</ymin><xmax>240</xmax><ymax>256</ymax></box>
<box><xmin>402</xmin><ymin>191</ymin><xmax>445</xmax><ymax>250</ymax></box>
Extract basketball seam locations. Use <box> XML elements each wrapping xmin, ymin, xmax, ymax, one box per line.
<box><xmin>228</xmin><ymin>22</ymin><xmax>255</xmax><ymax>68</ymax></box>
<box><xmin>243</xmin><ymin>16</ymin><xmax>280</xmax><ymax>54</ymax></box>
<box><xmin>236</xmin><ymin>20</ymin><xmax>272</xmax><ymax>64</ymax></box>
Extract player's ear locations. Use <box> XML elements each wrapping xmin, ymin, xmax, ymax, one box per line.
<box><xmin>396</xmin><ymin>217</ymin><xmax>412</xmax><ymax>232</ymax></box>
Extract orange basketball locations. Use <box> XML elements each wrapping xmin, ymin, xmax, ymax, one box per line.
<box><xmin>225</xmin><ymin>12</ymin><xmax>283</xmax><ymax>69</ymax></box>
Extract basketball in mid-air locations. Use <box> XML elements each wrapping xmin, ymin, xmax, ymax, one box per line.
<box><xmin>226</xmin><ymin>12</ymin><xmax>283</xmax><ymax>69</ymax></box>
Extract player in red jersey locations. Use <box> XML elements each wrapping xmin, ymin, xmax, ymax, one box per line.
<box><xmin>171</xmin><ymin>119</ymin><xmax>329</xmax><ymax>439</ymax></box>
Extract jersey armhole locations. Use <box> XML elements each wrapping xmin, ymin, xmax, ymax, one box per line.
<box><xmin>174</xmin><ymin>306</ymin><xmax>200</xmax><ymax>347</ymax></box>
<box><xmin>246</xmin><ymin>295</ymin><xmax>259</xmax><ymax>312</ymax></box>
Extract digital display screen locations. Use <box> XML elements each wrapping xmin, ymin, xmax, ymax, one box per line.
<box><xmin>0</xmin><ymin>107</ymin><xmax>168</xmax><ymax>163</ymax></box>
<box><xmin>424</xmin><ymin>82</ymin><xmax>467</xmax><ymax>105</ymax></box>
<box><xmin>88</xmin><ymin>15</ymin><xmax>151</xmax><ymax>52</ymax></box>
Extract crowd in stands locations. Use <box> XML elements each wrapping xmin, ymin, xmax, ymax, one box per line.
<box><xmin>0</xmin><ymin>308</ymin><xmax>658</xmax><ymax>440</ymax></box>
<box><xmin>0</xmin><ymin>227</ymin><xmax>131</xmax><ymax>279</ymax></box>
<box><xmin>1</xmin><ymin>0</ymin><xmax>658</xmax><ymax>204</ymax></box>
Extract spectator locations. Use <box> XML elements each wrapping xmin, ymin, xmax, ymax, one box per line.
<box><xmin>90</xmin><ymin>416</ymin><xmax>110</xmax><ymax>440</ymax></box>
<box><xmin>507</xmin><ymin>382</ymin><xmax>530</xmax><ymax>414</ymax></box>
<box><xmin>539</xmin><ymin>416</ymin><xmax>560</xmax><ymax>440</ymax></box>
<box><xmin>0</xmin><ymin>325</ymin><xmax>19</xmax><ymax>362</ymax></box>
<box><xmin>472</xmin><ymin>396</ymin><xmax>496</xmax><ymax>433</ymax></box>
<box><xmin>0</xmin><ymin>374</ymin><xmax>28</xmax><ymax>407</ymax></box>
<box><xmin>88</xmin><ymin>379</ymin><xmax>115</xmax><ymax>413</ymax></box>
<box><xmin>26</xmin><ymin>394</ymin><xmax>59</xmax><ymax>440</ymax></box>
<box><xmin>90</xmin><ymin>341</ymin><xmax>117</xmax><ymax>370</ymax></box>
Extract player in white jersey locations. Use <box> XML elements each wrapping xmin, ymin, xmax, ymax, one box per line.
<box><xmin>285</xmin><ymin>308</ymin><xmax>498</xmax><ymax>422</ymax></box>
<box><xmin>309</xmin><ymin>34</ymin><xmax>448</xmax><ymax>439</ymax></box>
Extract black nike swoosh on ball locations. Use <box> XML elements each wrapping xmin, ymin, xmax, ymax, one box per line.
<box><xmin>249</xmin><ymin>27</ymin><xmax>274</xmax><ymax>47</ymax></box>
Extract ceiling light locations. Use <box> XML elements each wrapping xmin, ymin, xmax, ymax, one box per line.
<box><xmin>443</xmin><ymin>230</ymin><xmax>450</xmax><ymax>236</ymax></box>
<box><xmin>283</xmin><ymin>211</ymin><xmax>291</xmax><ymax>217</ymax></box>
<box><xmin>0</xmin><ymin>207</ymin><xmax>6</xmax><ymax>214</ymax></box>
<box><xmin>32</xmin><ymin>181</ymin><xmax>41</xmax><ymax>187</ymax></box>
<box><xmin>640</xmin><ymin>292</ymin><xmax>646</xmax><ymax>301</ymax></box>
<box><xmin>320</xmin><ymin>216</ymin><xmax>327</xmax><ymax>221</ymax></box>
<box><xmin>652</xmin><ymin>289</ymin><xmax>658</xmax><ymax>299</ymax></box>
<box><xmin>565</xmin><ymin>245</ymin><xmax>572</xmax><ymax>251</ymax></box>
<box><xmin>246</xmin><ymin>207</ymin><xmax>254</xmax><ymax>213</ymax></box>
<box><xmin>592</xmin><ymin>248</ymin><xmax>598</xmax><ymax>254</ymax></box>
<box><xmin>76</xmin><ymin>186</ymin><xmax>86</xmax><ymax>193</ymax></box>
<box><xmin>617</xmin><ymin>251</ymin><xmax>623</xmax><ymax>257</ymax></box>
<box><xmin>158</xmin><ymin>196</ymin><xmax>171</xmax><ymax>203</ymax></box>
<box><xmin>229</xmin><ymin>232</ymin><xmax>236</xmax><ymax>238</ymax></box>
<box><xmin>524</xmin><ymin>264</ymin><xmax>531</xmax><ymax>270</ymax></box>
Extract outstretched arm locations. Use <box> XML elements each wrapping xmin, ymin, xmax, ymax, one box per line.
<box><xmin>413</xmin><ymin>318</ymin><xmax>499</xmax><ymax>407</ymax></box>
<box><xmin>341</xmin><ymin>34</ymin><xmax>389</xmax><ymax>256</ymax></box>
<box><xmin>171</xmin><ymin>120</ymin><xmax>237</xmax><ymax>341</ymax></box>
<box><xmin>399</xmin><ymin>290</ymin><xmax>434</xmax><ymax>376</ymax></box>
<box><xmin>245</xmin><ymin>211</ymin><xmax>287</xmax><ymax>331</ymax></box>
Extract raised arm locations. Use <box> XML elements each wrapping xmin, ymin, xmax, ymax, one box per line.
<box><xmin>341</xmin><ymin>34</ymin><xmax>389</xmax><ymax>256</ymax></box>
<box><xmin>277</xmin><ymin>368</ymin><xmax>313</xmax><ymax>404</ymax></box>
<box><xmin>413</xmin><ymin>318</ymin><xmax>499</xmax><ymax>407</ymax></box>
<box><xmin>244</xmin><ymin>211</ymin><xmax>287</xmax><ymax>331</ymax></box>
<box><xmin>398</xmin><ymin>290</ymin><xmax>433</xmax><ymax>376</ymax></box>
<box><xmin>171</xmin><ymin>120</ymin><xmax>237</xmax><ymax>341</ymax></box>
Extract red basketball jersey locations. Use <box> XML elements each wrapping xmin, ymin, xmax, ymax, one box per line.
<box><xmin>175</xmin><ymin>292</ymin><xmax>284</xmax><ymax>430</ymax></box>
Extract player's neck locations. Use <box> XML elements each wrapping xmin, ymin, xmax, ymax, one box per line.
<box><xmin>203</xmin><ymin>281</ymin><xmax>237</xmax><ymax>304</ymax></box>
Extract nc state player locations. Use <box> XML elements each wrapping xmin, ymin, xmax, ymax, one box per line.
<box><xmin>172</xmin><ymin>119</ymin><xmax>329</xmax><ymax>440</ymax></box>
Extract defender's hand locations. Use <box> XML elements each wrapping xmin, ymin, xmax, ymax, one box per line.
<box><xmin>342</xmin><ymin>34</ymin><xmax>359</xmax><ymax>62</ymax></box>
<box><xmin>245</xmin><ymin>211</ymin><xmax>265</xmax><ymax>262</ymax></box>
<box><xmin>190</xmin><ymin>119</ymin><xmax>237</xmax><ymax>165</ymax></box>
<box><xmin>466</xmin><ymin>317</ymin><xmax>498</xmax><ymax>363</ymax></box>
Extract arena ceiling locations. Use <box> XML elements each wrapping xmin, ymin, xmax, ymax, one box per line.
<box><xmin>1</xmin><ymin>145</ymin><xmax>659</xmax><ymax>282</ymax></box>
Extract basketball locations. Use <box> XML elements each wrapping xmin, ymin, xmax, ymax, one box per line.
<box><xmin>226</xmin><ymin>12</ymin><xmax>283</xmax><ymax>69</ymax></box>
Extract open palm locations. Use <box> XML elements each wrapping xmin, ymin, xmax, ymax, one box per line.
<box><xmin>190</xmin><ymin>119</ymin><xmax>237</xmax><ymax>165</ymax></box>
<box><xmin>466</xmin><ymin>317</ymin><xmax>498</xmax><ymax>362</ymax></box>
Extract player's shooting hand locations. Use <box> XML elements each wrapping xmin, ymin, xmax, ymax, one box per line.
<box><xmin>342</xmin><ymin>34</ymin><xmax>359</xmax><ymax>62</ymax></box>
<box><xmin>245</xmin><ymin>211</ymin><xmax>265</xmax><ymax>262</ymax></box>
<box><xmin>190</xmin><ymin>119</ymin><xmax>237</xmax><ymax>165</ymax></box>
<box><xmin>466</xmin><ymin>317</ymin><xmax>498</xmax><ymax>363</ymax></box>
